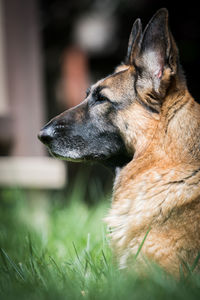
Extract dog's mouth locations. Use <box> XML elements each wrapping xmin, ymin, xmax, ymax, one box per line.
<box><xmin>49</xmin><ymin>147</ymin><xmax>132</xmax><ymax>170</ymax></box>
<box><xmin>49</xmin><ymin>150</ymin><xmax>85</xmax><ymax>162</ymax></box>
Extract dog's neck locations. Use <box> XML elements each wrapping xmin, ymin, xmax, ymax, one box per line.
<box><xmin>108</xmin><ymin>139</ymin><xmax>200</xmax><ymax>262</ymax></box>
<box><xmin>112</xmin><ymin>88</ymin><xmax>200</xmax><ymax>207</ymax></box>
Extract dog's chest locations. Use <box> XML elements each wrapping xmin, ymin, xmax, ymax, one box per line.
<box><xmin>106</xmin><ymin>164</ymin><xmax>200</xmax><ymax>267</ymax></box>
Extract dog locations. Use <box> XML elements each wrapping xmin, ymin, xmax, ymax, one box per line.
<box><xmin>38</xmin><ymin>8</ymin><xmax>200</xmax><ymax>276</ymax></box>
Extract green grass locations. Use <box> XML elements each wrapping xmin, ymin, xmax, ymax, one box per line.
<box><xmin>1</xmin><ymin>179</ymin><xmax>200</xmax><ymax>299</ymax></box>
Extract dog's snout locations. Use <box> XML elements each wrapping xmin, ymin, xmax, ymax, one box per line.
<box><xmin>38</xmin><ymin>124</ymin><xmax>54</xmax><ymax>145</ymax></box>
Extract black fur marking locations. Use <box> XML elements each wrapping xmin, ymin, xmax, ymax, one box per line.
<box><xmin>86</xmin><ymin>87</ymin><xmax>91</xmax><ymax>97</ymax></box>
<box><xmin>92</xmin><ymin>86</ymin><xmax>107</xmax><ymax>99</ymax></box>
<box><xmin>101</xmin><ymin>153</ymin><xmax>132</xmax><ymax>172</ymax></box>
<box><xmin>184</xmin><ymin>168</ymin><xmax>200</xmax><ymax>180</ymax></box>
<box><xmin>167</xmin><ymin>168</ymin><xmax>200</xmax><ymax>185</ymax></box>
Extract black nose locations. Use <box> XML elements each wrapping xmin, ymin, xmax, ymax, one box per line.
<box><xmin>38</xmin><ymin>124</ymin><xmax>54</xmax><ymax>145</ymax></box>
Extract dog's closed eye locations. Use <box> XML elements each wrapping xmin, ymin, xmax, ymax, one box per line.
<box><xmin>94</xmin><ymin>93</ymin><xmax>110</xmax><ymax>103</ymax></box>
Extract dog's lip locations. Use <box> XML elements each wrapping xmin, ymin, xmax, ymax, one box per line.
<box><xmin>49</xmin><ymin>149</ymin><xmax>133</xmax><ymax>170</ymax></box>
<box><xmin>48</xmin><ymin>148</ymin><xmax>111</xmax><ymax>162</ymax></box>
<box><xmin>48</xmin><ymin>149</ymin><xmax>88</xmax><ymax>162</ymax></box>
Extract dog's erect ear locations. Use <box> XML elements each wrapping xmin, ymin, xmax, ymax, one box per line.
<box><xmin>126</xmin><ymin>18</ymin><xmax>142</xmax><ymax>65</ymax></box>
<box><xmin>138</xmin><ymin>8</ymin><xmax>179</xmax><ymax>93</ymax></box>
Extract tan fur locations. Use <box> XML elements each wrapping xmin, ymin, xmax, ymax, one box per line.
<box><xmin>104</xmin><ymin>72</ymin><xmax>200</xmax><ymax>275</ymax></box>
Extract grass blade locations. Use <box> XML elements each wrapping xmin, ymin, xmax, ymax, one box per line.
<box><xmin>191</xmin><ymin>252</ymin><xmax>200</xmax><ymax>273</ymax></box>
<box><xmin>0</xmin><ymin>248</ymin><xmax>25</xmax><ymax>281</ymax></box>
<box><xmin>134</xmin><ymin>227</ymin><xmax>151</xmax><ymax>260</ymax></box>
<box><xmin>102</xmin><ymin>250</ymin><xmax>108</xmax><ymax>270</ymax></box>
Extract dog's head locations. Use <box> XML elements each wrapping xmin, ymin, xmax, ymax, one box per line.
<box><xmin>38</xmin><ymin>9</ymin><xmax>183</xmax><ymax>170</ymax></box>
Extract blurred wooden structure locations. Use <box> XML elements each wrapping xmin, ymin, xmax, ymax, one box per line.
<box><xmin>60</xmin><ymin>47</ymin><xmax>89</xmax><ymax>108</ymax></box>
<box><xmin>0</xmin><ymin>157</ymin><xmax>66</xmax><ymax>189</ymax></box>
<box><xmin>0</xmin><ymin>0</ymin><xmax>66</xmax><ymax>188</ymax></box>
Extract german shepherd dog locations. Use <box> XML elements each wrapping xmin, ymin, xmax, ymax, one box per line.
<box><xmin>39</xmin><ymin>8</ymin><xmax>200</xmax><ymax>275</ymax></box>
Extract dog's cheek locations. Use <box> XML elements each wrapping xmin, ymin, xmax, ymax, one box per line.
<box><xmin>109</xmin><ymin>109</ymin><xmax>135</xmax><ymax>155</ymax></box>
<box><xmin>82</xmin><ymin>115</ymin><xmax>118</xmax><ymax>157</ymax></box>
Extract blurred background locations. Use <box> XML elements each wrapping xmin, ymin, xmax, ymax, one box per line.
<box><xmin>0</xmin><ymin>0</ymin><xmax>199</xmax><ymax>201</ymax></box>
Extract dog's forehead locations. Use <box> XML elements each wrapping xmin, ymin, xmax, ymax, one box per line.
<box><xmin>91</xmin><ymin>65</ymin><xmax>134</xmax><ymax>97</ymax></box>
